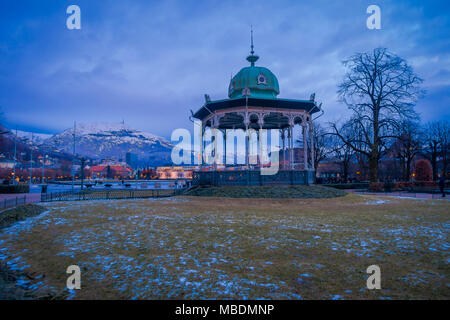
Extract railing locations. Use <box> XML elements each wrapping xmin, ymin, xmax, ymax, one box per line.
<box><xmin>40</xmin><ymin>188</ymin><xmax>187</xmax><ymax>202</ymax></box>
<box><xmin>0</xmin><ymin>195</ymin><xmax>27</xmax><ymax>210</ymax></box>
<box><xmin>192</xmin><ymin>170</ymin><xmax>315</xmax><ymax>186</ymax></box>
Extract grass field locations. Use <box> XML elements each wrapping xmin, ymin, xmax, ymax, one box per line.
<box><xmin>0</xmin><ymin>194</ymin><xmax>448</xmax><ymax>299</ymax></box>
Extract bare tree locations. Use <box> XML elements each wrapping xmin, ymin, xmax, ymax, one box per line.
<box><xmin>329</xmin><ymin>132</ymin><xmax>353</xmax><ymax>182</ymax></box>
<box><xmin>299</xmin><ymin>123</ymin><xmax>331</xmax><ymax>169</ymax></box>
<box><xmin>395</xmin><ymin>120</ymin><xmax>422</xmax><ymax>181</ymax></box>
<box><xmin>423</xmin><ymin>120</ymin><xmax>449</xmax><ymax>179</ymax></box>
<box><xmin>294</xmin><ymin>122</ymin><xmax>331</xmax><ymax>170</ymax></box>
<box><xmin>331</xmin><ymin>48</ymin><xmax>423</xmax><ymax>182</ymax></box>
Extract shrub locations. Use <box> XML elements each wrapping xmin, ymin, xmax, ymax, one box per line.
<box><xmin>325</xmin><ymin>183</ymin><xmax>369</xmax><ymax>190</ymax></box>
<box><xmin>392</xmin><ymin>182</ymin><xmax>406</xmax><ymax>191</ymax></box>
<box><xmin>369</xmin><ymin>182</ymin><xmax>384</xmax><ymax>192</ymax></box>
<box><xmin>405</xmin><ymin>181</ymin><xmax>415</xmax><ymax>188</ymax></box>
<box><xmin>0</xmin><ymin>185</ymin><xmax>29</xmax><ymax>194</ymax></box>
<box><xmin>414</xmin><ymin>160</ymin><xmax>432</xmax><ymax>182</ymax></box>
<box><xmin>384</xmin><ymin>181</ymin><xmax>393</xmax><ymax>192</ymax></box>
<box><xmin>414</xmin><ymin>181</ymin><xmax>438</xmax><ymax>187</ymax></box>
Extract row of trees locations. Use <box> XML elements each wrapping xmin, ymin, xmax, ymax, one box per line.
<box><xmin>313</xmin><ymin>48</ymin><xmax>448</xmax><ymax>182</ymax></box>
<box><xmin>313</xmin><ymin>119</ymin><xmax>449</xmax><ymax>182</ymax></box>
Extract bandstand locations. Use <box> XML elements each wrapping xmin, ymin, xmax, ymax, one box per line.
<box><xmin>192</xmin><ymin>35</ymin><xmax>322</xmax><ymax>186</ymax></box>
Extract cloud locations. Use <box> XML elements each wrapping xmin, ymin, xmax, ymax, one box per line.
<box><xmin>0</xmin><ymin>0</ymin><xmax>449</xmax><ymax>137</ymax></box>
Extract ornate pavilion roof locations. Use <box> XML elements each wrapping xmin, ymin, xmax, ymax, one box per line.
<box><xmin>193</xmin><ymin>97</ymin><xmax>319</xmax><ymax>121</ymax></box>
<box><xmin>193</xmin><ymin>30</ymin><xmax>321</xmax><ymax>124</ymax></box>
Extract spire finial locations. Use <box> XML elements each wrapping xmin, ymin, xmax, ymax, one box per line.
<box><xmin>250</xmin><ymin>25</ymin><xmax>254</xmax><ymax>55</ymax></box>
<box><xmin>246</xmin><ymin>26</ymin><xmax>259</xmax><ymax>66</ymax></box>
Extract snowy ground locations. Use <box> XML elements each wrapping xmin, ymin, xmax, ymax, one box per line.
<box><xmin>0</xmin><ymin>194</ymin><xmax>448</xmax><ymax>299</ymax></box>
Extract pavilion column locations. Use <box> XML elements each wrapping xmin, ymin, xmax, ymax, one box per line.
<box><xmin>244</xmin><ymin>119</ymin><xmax>250</xmax><ymax>169</ymax></box>
<box><xmin>288</xmin><ymin>126</ymin><xmax>293</xmax><ymax>170</ymax></box>
<box><xmin>281</xmin><ymin>129</ymin><xmax>286</xmax><ymax>170</ymax></box>
<box><xmin>257</xmin><ymin>117</ymin><xmax>264</xmax><ymax>167</ymax></box>
<box><xmin>309</xmin><ymin>121</ymin><xmax>315</xmax><ymax>171</ymax></box>
<box><xmin>292</xmin><ymin>127</ymin><xmax>296</xmax><ymax>169</ymax></box>
<box><xmin>302</xmin><ymin>123</ymin><xmax>309</xmax><ymax>170</ymax></box>
<box><xmin>211</xmin><ymin>116</ymin><xmax>220</xmax><ymax>170</ymax></box>
<box><xmin>288</xmin><ymin>115</ymin><xmax>295</xmax><ymax>171</ymax></box>
<box><xmin>213</xmin><ymin>127</ymin><xmax>217</xmax><ymax>171</ymax></box>
<box><xmin>223</xmin><ymin>129</ymin><xmax>227</xmax><ymax>168</ymax></box>
<box><xmin>287</xmin><ymin>128</ymin><xmax>290</xmax><ymax>170</ymax></box>
<box><xmin>199</xmin><ymin>123</ymin><xmax>204</xmax><ymax>171</ymax></box>
<box><xmin>256</xmin><ymin>129</ymin><xmax>260</xmax><ymax>166</ymax></box>
<box><xmin>205</xmin><ymin>125</ymin><xmax>209</xmax><ymax>169</ymax></box>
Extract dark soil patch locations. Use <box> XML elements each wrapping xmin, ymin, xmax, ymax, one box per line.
<box><xmin>0</xmin><ymin>204</ymin><xmax>64</xmax><ymax>300</ymax></box>
<box><xmin>0</xmin><ymin>204</ymin><xmax>46</xmax><ymax>229</ymax></box>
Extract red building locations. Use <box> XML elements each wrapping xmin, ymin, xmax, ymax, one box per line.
<box><xmin>89</xmin><ymin>164</ymin><xmax>132</xmax><ymax>179</ymax></box>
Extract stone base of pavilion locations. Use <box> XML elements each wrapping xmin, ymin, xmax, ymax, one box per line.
<box><xmin>192</xmin><ymin>170</ymin><xmax>315</xmax><ymax>186</ymax></box>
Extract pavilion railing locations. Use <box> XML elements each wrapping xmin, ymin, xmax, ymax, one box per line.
<box><xmin>192</xmin><ymin>170</ymin><xmax>315</xmax><ymax>186</ymax></box>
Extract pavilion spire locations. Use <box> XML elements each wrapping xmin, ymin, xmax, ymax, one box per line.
<box><xmin>250</xmin><ymin>25</ymin><xmax>254</xmax><ymax>55</ymax></box>
<box><xmin>246</xmin><ymin>25</ymin><xmax>259</xmax><ymax>67</ymax></box>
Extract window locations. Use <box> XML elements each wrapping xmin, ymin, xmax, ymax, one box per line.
<box><xmin>257</xmin><ymin>74</ymin><xmax>267</xmax><ymax>85</ymax></box>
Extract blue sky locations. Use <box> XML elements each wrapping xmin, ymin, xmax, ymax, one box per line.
<box><xmin>1</xmin><ymin>0</ymin><xmax>449</xmax><ymax>138</ymax></box>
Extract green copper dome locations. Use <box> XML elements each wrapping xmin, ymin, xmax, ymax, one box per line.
<box><xmin>228</xmin><ymin>65</ymin><xmax>280</xmax><ymax>99</ymax></box>
<box><xmin>228</xmin><ymin>31</ymin><xmax>280</xmax><ymax>99</ymax></box>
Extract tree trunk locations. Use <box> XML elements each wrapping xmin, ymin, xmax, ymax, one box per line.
<box><xmin>443</xmin><ymin>149</ymin><xmax>448</xmax><ymax>177</ymax></box>
<box><xmin>369</xmin><ymin>154</ymin><xmax>378</xmax><ymax>182</ymax></box>
<box><xmin>406</xmin><ymin>158</ymin><xmax>411</xmax><ymax>181</ymax></box>
<box><xmin>431</xmin><ymin>152</ymin><xmax>437</xmax><ymax>181</ymax></box>
<box><xmin>343</xmin><ymin>159</ymin><xmax>349</xmax><ymax>182</ymax></box>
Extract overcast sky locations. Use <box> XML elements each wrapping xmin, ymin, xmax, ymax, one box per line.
<box><xmin>1</xmin><ymin>0</ymin><xmax>449</xmax><ymax>138</ymax></box>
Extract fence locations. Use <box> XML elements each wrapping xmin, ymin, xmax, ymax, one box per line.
<box><xmin>40</xmin><ymin>188</ymin><xmax>187</xmax><ymax>202</ymax></box>
<box><xmin>0</xmin><ymin>195</ymin><xmax>27</xmax><ymax>210</ymax></box>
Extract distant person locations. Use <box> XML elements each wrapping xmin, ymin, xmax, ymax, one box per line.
<box><xmin>439</xmin><ymin>172</ymin><xmax>446</xmax><ymax>198</ymax></box>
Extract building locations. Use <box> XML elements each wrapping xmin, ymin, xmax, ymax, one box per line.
<box><xmin>126</xmin><ymin>152</ymin><xmax>138</xmax><ymax>169</ymax></box>
<box><xmin>157</xmin><ymin>166</ymin><xmax>195</xmax><ymax>180</ymax></box>
<box><xmin>191</xmin><ymin>32</ymin><xmax>322</xmax><ymax>186</ymax></box>
<box><xmin>90</xmin><ymin>163</ymin><xmax>132</xmax><ymax>179</ymax></box>
<box><xmin>0</xmin><ymin>159</ymin><xmax>15</xmax><ymax>169</ymax></box>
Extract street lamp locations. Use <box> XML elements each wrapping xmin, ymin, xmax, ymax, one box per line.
<box><xmin>21</xmin><ymin>133</ymin><xmax>34</xmax><ymax>186</ymax></box>
<box><xmin>37</xmin><ymin>142</ymin><xmax>47</xmax><ymax>184</ymax></box>
<box><xmin>72</xmin><ymin>122</ymin><xmax>76</xmax><ymax>192</ymax></box>
<box><xmin>80</xmin><ymin>157</ymin><xmax>86</xmax><ymax>190</ymax></box>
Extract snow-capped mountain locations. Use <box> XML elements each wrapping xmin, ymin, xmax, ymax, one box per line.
<box><xmin>44</xmin><ymin>122</ymin><xmax>173</xmax><ymax>165</ymax></box>
<box><xmin>15</xmin><ymin>130</ymin><xmax>53</xmax><ymax>145</ymax></box>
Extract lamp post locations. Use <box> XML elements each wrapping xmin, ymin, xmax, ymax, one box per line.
<box><xmin>41</xmin><ymin>152</ymin><xmax>45</xmax><ymax>183</ymax></box>
<box><xmin>72</xmin><ymin>121</ymin><xmax>76</xmax><ymax>192</ymax></box>
<box><xmin>29</xmin><ymin>133</ymin><xmax>33</xmax><ymax>186</ymax></box>
<box><xmin>13</xmin><ymin>127</ymin><xmax>17</xmax><ymax>185</ymax></box>
<box><xmin>135</xmin><ymin>169</ymin><xmax>138</xmax><ymax>190</ymax></box>
<box><xmin>36</xmin><ymin>142</ymin><xmax>47</xmax><ymax>184</ymax></box>
<box><xmin>80</xmin><ymin>157</ymin><xmax>86</xmax><ymax>190</ymax></box>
